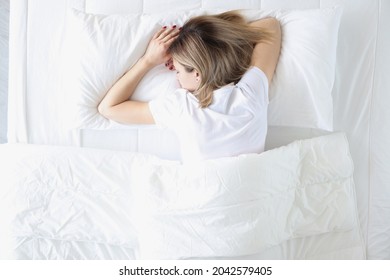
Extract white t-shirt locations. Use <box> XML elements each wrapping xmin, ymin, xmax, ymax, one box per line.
<box><xmin>149</xmin><ymin>66</ymin><xmax>269</xmax><ymax>163</ymax></box>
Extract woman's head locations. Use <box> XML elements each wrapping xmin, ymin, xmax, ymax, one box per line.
<box><xmin>172</xmin><ymin>58</ymin><xmax>200</xmax><ymax>93</ymax></box>
<box><xmin>168</xmin><ymin>11</ymin><xmax>271</xmax><ymax>108</ymax></box>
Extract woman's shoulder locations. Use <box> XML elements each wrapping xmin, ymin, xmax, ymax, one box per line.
<box><xmin>174</xmin><ymin>88</ymin><xmax>199</xmax><ymax>104</ymax></box>
<box><xmin>150</xmin><ymin>88</ymin><xmax>197</xmax><ymax>114</ymax></box>
<box><xmin>234</xmin><ymin>66</ymin><xmax>269</xmax><ymax>107</ymax></box>
<box><xmin>244</xmin><ymin>66</ymin><xmax>268</xmax><ymax>80</ymax></box>
<box><xmin>237</xmin><ymin>66</ymin><xmax>269</xmax><ymax>90</ymax></box>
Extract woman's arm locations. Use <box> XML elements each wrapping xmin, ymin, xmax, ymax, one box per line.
<box><xmin>98</xmin><ymin>26</ymin><xmax>179</xmax><ymax>124</ymax></box>
<box><xmin>250</xmin><ymin>18</ymin><xmax>281</xmax><ymax>84</ymax></box>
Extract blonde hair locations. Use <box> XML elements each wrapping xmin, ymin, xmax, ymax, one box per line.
<box><xmin>168</xmin><ymin>11</ymin><xmax>272</xmax><ymax>108</ymax></box>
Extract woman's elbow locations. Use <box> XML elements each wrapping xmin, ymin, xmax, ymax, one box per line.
<box><xmin>250</xmin><ymin>17</ymin><xmax>280</xmax><ymax>30</ymax></box>
<box><xmin>97</xmin><ymin>103</ymin><xmax>111</xmax><ymax>119</ymax></box>
<box><xmin>268</xmin><ymin>18</ymin><xmax>281</xmax><ymax>29</ymax></box>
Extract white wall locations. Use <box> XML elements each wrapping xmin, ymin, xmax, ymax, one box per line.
<box><xmin>0</xmin><ymin>0</ymin><xmax>9</xmax><ymax>143</ymax></box>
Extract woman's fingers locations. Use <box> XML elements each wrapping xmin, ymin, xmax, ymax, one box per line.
<box><xmin>156</xmin><ymin>25</ymin><xmax>179</xmax><ymax>41</ymax></box>
<box><xmin>164</xmin><ymin>33</ymin><xmax>179</xmax><ymax>45</ymax></box>
<box><xmin>165</xmin><ymin>58</ymin><xmax>176</xmax><ymax>71</ymax></box>
<box><xmin>153</xmin><ymin>26</ymin><xmax>167</xmax><ymax>39</ymax></box>
<box><xmin>145</xmin><ymin>25</ymin><xmax>180</xmax><ymax>66</ymax></box>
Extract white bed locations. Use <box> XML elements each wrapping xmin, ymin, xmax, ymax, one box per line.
<box><xmin>2</xmin><ymin>0</ymin><xmax>390</xmax><ymax>259</ymax></box>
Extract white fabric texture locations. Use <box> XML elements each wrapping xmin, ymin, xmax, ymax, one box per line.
<box><xmin>0</xmin><ymin>133</ymin><xmax>364</xmax><ymax>259</ymax></box>
<box><xmin>62</xmin><ymin>7</ymin><xmax>341</xmax><ymax>131</ymax></box>
<box><xmin>149</xmin><ymin>66</ymin><xmax>269</xmax><ymax>162</ymax></box>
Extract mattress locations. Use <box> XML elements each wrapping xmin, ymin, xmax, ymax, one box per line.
<box><xmin>6</xmin><ymin>0</ymin><xmax>390</xmax><ymax>259</ymax></box>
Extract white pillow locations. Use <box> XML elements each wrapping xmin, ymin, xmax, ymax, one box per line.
<box><xmin>62</xmin><ymin>7</ymin><xmax>341</xmax><ymax>131</ymax></box>
<box><xmin>246</xmin><ymin>8</ymin><xmax>342</xmax><ymax>131</ymax></box>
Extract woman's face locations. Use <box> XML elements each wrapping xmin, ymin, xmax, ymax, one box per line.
<box><xmin>173</xmin><ymin>59</ymin><xmax>200</xmax><ymax>92</ymax></box>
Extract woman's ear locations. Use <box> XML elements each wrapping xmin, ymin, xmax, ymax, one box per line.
<box><xmin>195</xmin><ymin>71</ymin><xmax>200</xmax><ymax>82</ymax></box>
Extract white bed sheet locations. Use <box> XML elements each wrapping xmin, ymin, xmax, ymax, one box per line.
<box><xmin>6</xmin><ymin>0</ymin><xmax>390</xmax><ymax>259</ymax></box>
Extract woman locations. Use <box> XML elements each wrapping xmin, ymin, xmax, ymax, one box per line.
<box><xmin>98</xmin><ymin>11</ymin><xmax>281</xmax><ymax>162</ymax></box>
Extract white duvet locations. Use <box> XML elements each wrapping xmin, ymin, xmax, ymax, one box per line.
<box><xmin>0</xmin><ymin>133</ymin><xmax>364</xmax><ymax>259</ymax></box>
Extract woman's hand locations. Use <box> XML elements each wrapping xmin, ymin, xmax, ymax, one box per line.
<box><xmin>98</xmin><ymin>26</ymin><xmax>180</xmax><ymax>125</ymax></box>
<box><xmin>142</xmin><ymin>26</ymin><xmax>180</xmax><ymax>67</ymax></box>
<box><xmin>165</xmin><ymin>57</ymin><xmax>176</xmax><ymax>71</ymax></box>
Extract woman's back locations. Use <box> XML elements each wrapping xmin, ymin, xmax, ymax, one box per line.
<box><xmin>149</xmin><ymin>66</ymin><xmax>269</xmax><ymax>162</ymax></box>
<box><xmin>98</xmin><ymin>11</ymin><xmax>281</xmax><ymax>163</ymax></box>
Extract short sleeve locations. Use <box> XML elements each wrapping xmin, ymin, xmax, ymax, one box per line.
<box><xmin>237</xmin><ymin>66</ymin><xmax>269</xmax><ymax>106</ymax></box>
<box><xmin>148</xmin><ymin>90</ymin><xmax>184</xmax><ymax>129</ymax></box>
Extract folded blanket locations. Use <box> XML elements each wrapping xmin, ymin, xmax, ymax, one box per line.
<box><xmin>0</xmin><ymin>133</ymin><xmax>361</xmax><ymax>259</ymax></box>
